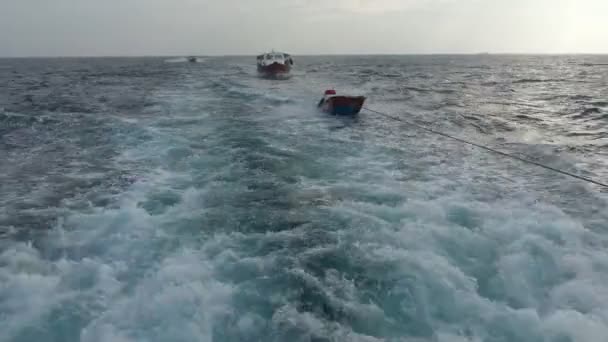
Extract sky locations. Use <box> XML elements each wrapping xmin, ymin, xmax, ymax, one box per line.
<box><xmin>0</xmin><ymin>0</ymin><xmax>607</xmax><ymax>57</ymax></box>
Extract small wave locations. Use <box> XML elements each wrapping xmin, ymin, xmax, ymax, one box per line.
<box><xmin>539</xmin><ymin>94</ymin><xmax>595</xmax><ymax>103</ymax></box>
<box><xmin>225</xmin><ymin>86</ymin><xmax>260</xmax><ymax>101</ymax></box>
<box><xmin>515</xmin><ymin>114</ymin><xmax>543</xmax><ymax>122</ymax></box>
<box><xmin>25</xmin><ymin>82</ymin><xmax>50</xmax><ymax>91</ymax></box>
<box><xmin>412</xmin><ymin>72</ymin><xmax>433</xmax><ymax>79</ymax></box>
<box><xmin>591</xmin><ymin>114</ymin><xmax>608</xmax><ymax>121</ymax></box>
<box><xmin>571</xmin><ymin>95</ymin><xmax>594</xmax><ymax>101</ymax></box>
<box><xmin>571</xmin><ymin>108</ymin><xmax>602</xmax><ymax>120</ymax></box>
<box><xmin>466</xmin><ymin>64</ymin><xmax>492</xmax><ymax>70</ymax></box>
<box><xmin>566</xmin><ymin>131</ymin><xmax>607</xmax><ymax>138</ymax></box>
<box><xmin>462</xmin><ymin>115</ymin><xmax>481</xmax><ymax>122</ymax></box>
<box><xmin>380</xmin><ymin>72</ymin><xmax>402</xmax><ymax>78</ymax></box>
<box><xmin>513</xmin><ymin>78</ymin><xmax>567</xmax><ymax>84</ymax></box>
<box><xmin>402</xmin><ymin>86</ymin><xmax>429</xmax><ymax>93</ymax></box>
<box><xmin>401</xmin><ymin>86</ymin><xmax>455</xmax><ymax>94</ymax></box>
<box><xmin>483</xmin><ymin>101</ymin><xmax>541</xmax><ymax>109</ymax></box>
<box><xmin>262</xmin><ymin>93</ymin><xmax>294</xmax><ymax>105</ymax></box>
<box><xmin>358</xmin><ymin>68</ymin><xmax>377</xmax><ymax>75</ymax></box>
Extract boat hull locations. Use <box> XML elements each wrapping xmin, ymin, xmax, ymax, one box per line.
<box><xmin>257</xmin><ymin>62</ymin><xmax>291</xmax><ymax>78</ymax></box>
<box><xmin>321</xmin><ymin>96</ymin><xmax>366</xmax><ymax>115</ymax></box>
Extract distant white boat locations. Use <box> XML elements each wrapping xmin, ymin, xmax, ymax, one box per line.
<box><xmin>164</xmin><ymin>57</ymin><xmax>205</xmax><ymax>64</ymax></box>
<box><xmin>256</xmin><ymin>51</ymin><xmax>294</xmax><ymax>78</ymax></box>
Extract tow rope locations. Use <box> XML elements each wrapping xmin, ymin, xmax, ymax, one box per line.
<box><xmin>363</xmin><ymin>107</ymin><xmax>608</xmax><ymax>189</ymax></box>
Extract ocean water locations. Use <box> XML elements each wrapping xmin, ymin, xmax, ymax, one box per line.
<box><xmin>1</xmin><ymin>55</ymin><xmax>607</xmax><ymax>342</ymax></box>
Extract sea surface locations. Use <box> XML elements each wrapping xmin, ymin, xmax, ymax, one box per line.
<box><xmin>1</xmin><ymin>55</ymin><xmax>608</xmax><ymax>342</ymax></box>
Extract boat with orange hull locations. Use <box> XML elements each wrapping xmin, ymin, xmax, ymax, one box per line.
<box><xmin>318</xmin><ymin>90</ymin><xmax>366</xmax><ymax>115</ymax></box>
<box><xmin>257</xmin><ymin>51</ymin><xmax>293</xmax><ymax>78</ymax></box>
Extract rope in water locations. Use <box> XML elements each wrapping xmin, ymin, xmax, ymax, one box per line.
<box><xmin>362</xmin><ymin>107</ymin><xmax>608</xmax><ymax>189</ymax></box>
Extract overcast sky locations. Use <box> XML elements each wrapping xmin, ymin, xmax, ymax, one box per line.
<box><xmin>1</xmin><ymin>0</ymin><xmax>607</xmax><ymax>56</ymax></box>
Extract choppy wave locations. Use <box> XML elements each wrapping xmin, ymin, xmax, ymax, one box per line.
<box><xmin>570</xmin><ymin>108</ymin><xmax>602</xmax><ymax>120</ymax></box>
<box><xmin>515</xmin><ymin>114</ymin><xmax>543</xmax><ymax>122</ymax></box>
<box><xmin>512</xmin><ymin>78</ymin><xmax>568</xmax><ymax>84</ymax></box>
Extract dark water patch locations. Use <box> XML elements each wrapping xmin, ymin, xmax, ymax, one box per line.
<box><xmin>461</xmin><ymin>73</ymin><xmax>483</xmax><ymax>81</ymax></box>
<box><xmin>466</xmin><ymin>64</ymin><xmax>492</xmax><ymax>70</ymax></box>
<box><xmin>154</xmin><ymin>117</ymin><xmax>207</xmax><ymax>128</ymax></box>
<box><xmin>7</xmin><ymin>92</ymin><xmax>98</xmax><ymax>114</ymax></box>
<box><xmin>591</xmin><ymin>114</ymin><xmax>608</xmax><ymax>121</ymax></box>
<box><xmin>411</xmin><ymin>72</ymin><xmax>433</xmax><ymax>79</ymax></box>
<box><xmin>0</xmin><ymin>112</ymin><xmax>71</xmax><ymax>140</ymax></box>
<box><xmin>440</xmin><ymin>99</ymin><xmax>465</xmax><ymax>108</ymax></box>
<box><xmin>590</xmin><ymin>135</ymin><xmax>608</xmax><ymax>141</ymax></box>
<box><xmin>402</xmin><ymin>86</ymin><xmax>431</xmax><ymax>93</ymax></box>
<box><xmin>566</xmin><ymin>131</ymin><xmax>607</xmax><ymax>138</ymax></box>
<box><xmin>515</xmin><ymin>114</ymin><xmax>543</xmax><ymax>122</ymax></box>
<box><xmin>582</xmin><ymin>107</ymin><xmax>601</xmax><ymax>114</ymax></box>
<box><xmin>0</xmin><ymin>112</ymin><xmax>51</xmax><ymax>126</ymax></box>
<box><xmin>380</xmin><ymin>72</ymin><xmax>402</xmax><ymax>78</ymax></box>
<box><xmin>111</xmin><ymin>95</ymin><xmax>157</xmax><ymax>112</ymax></box>
<box><xmin>491</xmin><ymin>119</ymin><xmax>517</xmax><ymax>133</ymax></box>
<box><xmin>570</xmin><ymin>108</ymin><xmax>601</xmax><ymax>120</ymax></box>
<box><xmin>456</xmin><ymin>115</ymin><xmax>516</xmax><ymax>134</ymax></box>
<box><xmin>468</xmin><ymin>122</ymin><xmax>488</xmax><ymax>134</ymax></box>
<box><xmin>401</xmin><ymin>86</ymin><xmax>456</xmax><ymax>95</ymax></box>
<box><xmin>571</xmin><ymin>94</ymin><xmax>594</xmax><ymax>101</ymax></box>
<box><xmin>462</xmin><ymin>115</ymin><xmax>482</xmax><ymax>122</ymax></box>
<box><xmin>358</xmin><ymin>68</ymin><xmax>376</xmax><ymax>75</ymax></box>
<box><xmin>25</xmin><ymin>81</ymin><xmax>50</xmax><ymax>91</ymax></box>
<box><xmin>328</xmin><ymin>125</ymin><xmax>349</xmax><ymax>131</ymax></box>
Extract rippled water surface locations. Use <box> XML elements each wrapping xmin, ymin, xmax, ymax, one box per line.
<box><xmin>1</xmin><ymin>55</ymin><xmax>608</xmax><ymax>342</ymax></box>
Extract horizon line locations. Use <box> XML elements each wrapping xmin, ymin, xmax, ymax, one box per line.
<box><xmin>1</xmin><ymin>52</ymin><xmax>608</xmax><ymax>59</ymax></box>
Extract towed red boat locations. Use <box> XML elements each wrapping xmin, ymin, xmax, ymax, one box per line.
<box><xmin>317</xmin><ymin>90</ymin><xmax>366</xmax><ymax>115</ymax></box>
